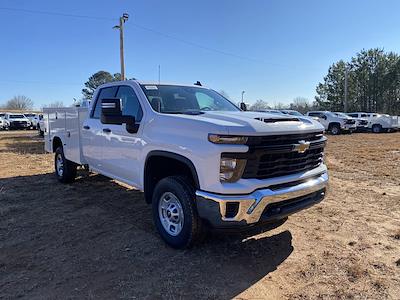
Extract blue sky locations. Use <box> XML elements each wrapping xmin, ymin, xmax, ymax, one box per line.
<box><xmin>1</xmin><ymin>0</ymin><xmax>400</xmax><ymax>109</ymax></box>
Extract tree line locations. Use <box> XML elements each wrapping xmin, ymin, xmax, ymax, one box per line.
<box><xmin>316</xmin><ymin>48</ymin><xmax>400</xmax><ymax>115</ymax></box>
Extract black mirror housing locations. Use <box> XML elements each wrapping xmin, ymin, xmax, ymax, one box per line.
<box><xmin>240</xmin><ymin>102</ymin><xmax>247</xmax><ymax>111</ymax></box>
<box><xmin>101</xmin><ymin>98</ymin><xmax>138</xmax><ymax>133</ymax></box>
<box><xmin>101</xmin><ymin>98</ymin><xmax>123</xmax><ymax>124</ymax></box>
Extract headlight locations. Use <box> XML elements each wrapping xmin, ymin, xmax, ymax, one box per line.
<box><xmin>208</xmin><ymin>134</ymin><xmax>248</xmax><ymax>144</ymax></box>
<box><xmin>220</xmin><ymin>156</ymin><xmax>246</xmax><ymax>182</ymax></box>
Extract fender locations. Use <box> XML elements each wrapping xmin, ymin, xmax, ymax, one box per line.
<box><xmin>144</xmin><ymin>150</ymin><xmax>200</xmax><ymax>188</ymax></box>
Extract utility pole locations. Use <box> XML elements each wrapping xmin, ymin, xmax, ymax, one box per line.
<box><xmin>344</xmin><ymin>67</ymin><xmax>348</xmax><ymax>112</ymax></box>
<box><xmin>113</xmin><ymin>13</ymin><xmax>129</xmax><ymax>80</ymax></box>
<box><xmin>241</xmin><ymin>91</ymin><xmax>245</xmax><ymax>104</ymax></box>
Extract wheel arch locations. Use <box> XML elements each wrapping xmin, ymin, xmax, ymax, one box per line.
<box><xmin>52</xmin><ymin>136</ymin><xmax>63</xmax><ymax>152</ymax></box>
<box><xmin>144</xmin><ymin>151</ymin><xmax>200</xmax><ymax>204</ymax></box>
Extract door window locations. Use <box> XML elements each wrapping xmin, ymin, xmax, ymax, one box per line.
<box><xmin>116</xmin><ymin>86</ymin><xmax>143</xmax><ymax>121</ymax></box>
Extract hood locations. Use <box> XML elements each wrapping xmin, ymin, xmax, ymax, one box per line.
<box><xmin>167</xmin><ymin>111</ymin><xmax>324</xmax><ymax>135</ymax></box>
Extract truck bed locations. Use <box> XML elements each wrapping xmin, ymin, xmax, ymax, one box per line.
<box><xmin>43</xmin><ymin>107</ymin><xmax>88</xmax><ymax>164</ymax></box>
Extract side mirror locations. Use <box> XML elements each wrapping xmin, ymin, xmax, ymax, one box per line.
<box><xmin>240</xmin><ymin>102</ymin><xmax>247</xmax><ymax>111</ymax></box>
<box><xmin>322</xmin><ymin>115</ymin><xmax>327</xmax><ymax>120</ymax></box>
<box><xmin>101</xmin><ymin>98</ymin><xmax>137</xmax><ymax>133</ymax></box>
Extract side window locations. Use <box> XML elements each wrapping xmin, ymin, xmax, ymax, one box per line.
<box><xmin>361</xmin><ymin>114</ymin><xmax>367</xmax><ymax>118</ymax></box>
<box><xmin>348</xmin><ymin>114</ymin><xmax>357</xmax><ymax>118</ymax></box>
<box><xmin>91</xmin><ymin>86</ymin><xmax>118</xmax><ymax>119</ymax></box>
<box><xmin>309</xmin><ymin>112</ymin><xmax>320</xmax><ymax>117</ymax></box>
<box><xmin>116</xmin><ymin>86</ymin><xmax>143</xmax><ymax>122</ymax></box>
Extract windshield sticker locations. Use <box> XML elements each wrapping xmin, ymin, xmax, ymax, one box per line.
<box><xmin>145</xmin><ymin>85</ymin><xmax>158</xmax><ymax>90</ymax></box>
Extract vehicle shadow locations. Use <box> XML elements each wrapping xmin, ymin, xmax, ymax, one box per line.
<box><xmin>0</xmin><ymin>172</ymin><xmax>293</xmax><ymax>299</ymax></box>
<box><xmin>0</xmin><ymin>132</ymin><xmax>44</xmax><ymax>154</ymax></box>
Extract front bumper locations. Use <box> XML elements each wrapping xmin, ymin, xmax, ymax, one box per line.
<box><xmin>196</xmin><ymin>172</ymin><xmax>328</xmax><ymax>229</ymax></box>
<box><xmin>341</xmin><ymin>124</ymin><xmax>356</xmax><ymax>131</ymax></box>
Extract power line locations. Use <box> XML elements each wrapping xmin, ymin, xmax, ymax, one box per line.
<box><xmin>0</xmin><ymin>79</ymin><xmax>82</xmax><ymax>86</ymax></box>
<box><xmin>0</xmin><ymin>6</ymin><xmax>293</xmax><ymax>68</ymax></box>
<box><xmin>0</xmin><ymin>7</ymin><xmax>116</xmax><ymax>21</ymax></box>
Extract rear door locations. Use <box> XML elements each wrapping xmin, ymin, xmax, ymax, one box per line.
<box><xmin>101</xmin><ymin>85</ymin><xmax>145</xmax><ymax>186</ymax></box>
<box><xmin>81</xmin><ymin>86</ymin><xmax>118</xmax><ymax>169</ymax></box>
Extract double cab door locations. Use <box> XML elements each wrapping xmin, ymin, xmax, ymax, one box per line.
<box><xmin>82</xmin><ymin>84</ymin><xmax>145</xmax><ymax>187</ymax></box>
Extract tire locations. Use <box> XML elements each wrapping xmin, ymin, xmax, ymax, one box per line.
<box><xmin>54</xmin><ymin>146</ymin><xmax>77</xmax><ymax>183</ymax></box>
<box><xmin>372</xmin><ymin>124</ymin><xmax>382</xmax><ymax>133</ymax></box>
<box><xmin>152</xmin><ymin>176</ymin><xmax>204</xmax><ymax>249</ymax></box>
<box><xmin>329</xmin><ymin>124</ymin><xmax>341</xmax><ymax>135</ymax></box>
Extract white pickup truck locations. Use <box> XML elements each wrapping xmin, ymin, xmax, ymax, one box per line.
<box><xmin>43</xmin><ymin>80</ymin><xmax>329</xmax><ymax>248</ymax></box>
<box><xmin>347</xmin><ymin>112</ymin><xmax>399</xmax><ymax>133</ymax></box>
<box><xmin>305</xmin><ymin>111</ymin><xmax>357</xmax><ymax>135</ymax></box>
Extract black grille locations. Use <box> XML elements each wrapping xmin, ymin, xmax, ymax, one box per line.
<box><xmin>10</xmin><ymin>121</ymin><xmax>28</xmax><ymax>127</ymax></box>
<box><xmin>237</xmin><ymin>131</ymin><xmax>325</xmax><ymax>180</ymax></box>
<box><xmin>345</xmin><ymin>119</ymin><xmax>355</xmax><ymax>125</ymax></box>
<box><xmin>359</xmin><ymin>120</ymin><xmax>368</xmax><ymax>125</ymax></box>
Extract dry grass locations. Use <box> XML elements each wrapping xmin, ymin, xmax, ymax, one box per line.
<box><xmin>0</xmin><ymin>130</ymin><xmax>399</xmax><ymax>299</ymax></box>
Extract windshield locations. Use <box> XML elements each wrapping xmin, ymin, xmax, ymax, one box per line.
<box><xmin>283</xmin><ymin>110</ymin><xmax>303</xmax><ymax>116</ymax></box>
<box><xmin>24</xmin><ymin>114</ymin><xmax>35</xmax><ymax>117</ymax></box>
<box><xmin>334</xmin><ymin>112</ymin><xmax>349</xmax><ymax>118</ymax></box>
<box><xmin>9</xmin><ymin>114</ymin><xmax>25</xmax><ymax>119</ymax></box>
<box><xmin>140</xmin><ymin>85</ymin><xmax>240</xmax><ymax>114</ymax></box>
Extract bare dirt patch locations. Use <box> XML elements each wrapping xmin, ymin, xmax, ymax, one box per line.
<box><xmin>0</xmin><ymin>131</ymin><xmax>399</xmax><ymax>299</ymax></box>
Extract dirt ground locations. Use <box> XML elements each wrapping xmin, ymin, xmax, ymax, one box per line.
<box><xmin>0</xmin><ymin>130</ymin><xmax>399</xmax><ymax>299</ymax></box>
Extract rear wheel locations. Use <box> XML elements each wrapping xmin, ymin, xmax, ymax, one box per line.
<box><xmin>55</xmin><ymin>146</ymin><xmax>77</xmax><ymax>183</ymax></box>
<box><xmin>372</xmin><ymin>124</ymin><xmax>382</xmax><ymax>133</ymax></box>
<box><xmin>152</xmin><ymin>176</ymin><xmax>204</xmax><ymax>249</ymax></box>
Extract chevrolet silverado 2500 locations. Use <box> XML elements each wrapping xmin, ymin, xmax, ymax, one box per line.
<box><xmin>44</xmin><ymin>80</ymin><xmax>329</xmax><ymax>248</ymax></box>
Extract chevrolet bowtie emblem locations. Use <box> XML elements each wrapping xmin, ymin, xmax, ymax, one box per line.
<box><xmin>294</xmin><ymin>140</ymin><xmax>310</xmax><ymax>153</ymax></box>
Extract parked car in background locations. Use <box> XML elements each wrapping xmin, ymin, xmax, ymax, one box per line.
<box><xmin>43</xmin><ymin>80</ymin><xmax>329</xmax><ymax>248</ymax></box>
<box><xmin>4</xmin><ymin>113</ymin><xmax>31</xmax><ymax>129</ymax></box>
<box><xmin>347</xmin><ymin>112</ymin><xmax>399</xmax><ymax>133</ymax></box>
<box><xmin>280</xmin><ymin>109</ymin><xmax>304</xmax><ymax>116</ymax></box>
<box><xmin>37</xmin><ymin>115</ymin><xmax>45</xmax><ymax>136</ymax></box>
<box><xmin>0</xmin><ymin>117</ymin><xmax>10</xmax><ymax>130</ymax></box>
<box><xmin>24</xmin><ymin>113</ymin><xmax>40</xmax><ymax>129</ymax></box>
<box><xmin>334</xmin><ymin>112</ymin><xmax>368</xmax><ymax>131</ymax></box>
<box><xmin>306</xmin><ymin>111</ymin><xmax>356</xmax><ymax>135</ymax></box>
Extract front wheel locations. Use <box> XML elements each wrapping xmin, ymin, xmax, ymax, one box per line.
<box><xmin>55</xmin><ymin>147</ymin><xmax>77</xmax><ymax>183</ymax></box>
<box><xmin>372</xmin><ymin>124</ymin><xmax>382</xmax><ymax>133</ymax></box>
<box><xmin>329</xmin><ymin>124</ymin><xmax>341</xmax><ymax>135</ymax></box>
<box><xmin>152</xmin><ymin>176</ymin><xmax>204</xmax><ymax>249</ymax></box>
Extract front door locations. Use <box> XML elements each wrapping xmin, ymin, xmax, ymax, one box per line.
<box><xmin>81</xmin><ymin>86</ymin><xmax>118</xmax><ymax>169</ymax></box>
<box><xmin>101</xmin><ymin>85</ymin><xmax>145</xmax><ymax>187</ymax></box>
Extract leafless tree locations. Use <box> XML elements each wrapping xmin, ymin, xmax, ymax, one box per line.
<box><xmin>3</xmin><ymin>95</ymin><xmax>34</xmax><ymax>110</ymax></box>
<box><xmin>42</xmin><ymin>101</ymin><xmax>64</xmax><ymax>108</ymax></box>
<box><xmin>249</xmin><ymin>99</ymin><xmax>270</xmax><ymax>111</ymax></box>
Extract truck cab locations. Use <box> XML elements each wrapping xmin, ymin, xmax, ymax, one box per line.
<box><xmin>44</xmin><ymin>80</ymin><xmax>329</xmax><ymax>248</ymax></box>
